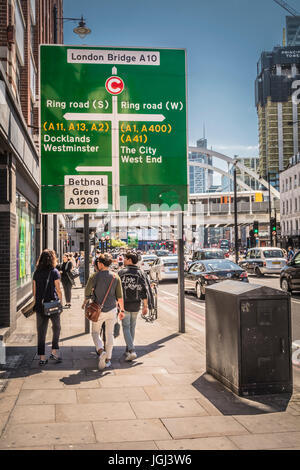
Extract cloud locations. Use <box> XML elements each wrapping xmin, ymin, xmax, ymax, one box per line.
<box><xmin>212</xmin><ymin>144</ymin><xmax>259</xmax><ymax>157</ymax></box>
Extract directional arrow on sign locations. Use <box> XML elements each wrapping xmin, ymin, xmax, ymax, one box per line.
<box><xmin>64</xmin><ymin>113</ymin><xmax>165</xmax><ymax>122</ymax></box>
<box><xmin>63</xmin><ymin>67</ymin><xmax>166</xmax><ymax>210</ymax></box>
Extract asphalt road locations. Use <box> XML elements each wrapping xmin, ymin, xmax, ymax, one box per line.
<box><xmin>156</xmin><ymin>274</ymin><xmax>300</xmax><ymax>391</ymax></box>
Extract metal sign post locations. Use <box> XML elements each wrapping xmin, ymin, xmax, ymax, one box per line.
<box><xmin>177</xmin><ymin>212</ymin><xmax>185</xmax><ymax>333</ymax></box>
<box><xmin>84</xmin><ymin>214</ymin><xmax>90</xmax><ymax>334</ymax></box>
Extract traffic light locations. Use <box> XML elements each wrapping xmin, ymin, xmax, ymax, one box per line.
<box><xmin>253</xmin><ymin>220</ymin><xmax>259</xmax><ymax>235</ymax></box>
<box><xmin>270</xmin><ymin>217</ymin><xmax>277</xmax><ymax>234</ymax></box>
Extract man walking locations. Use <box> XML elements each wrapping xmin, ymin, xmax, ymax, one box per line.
<box><xmin>118</xmin><ymin>251</ymin><xmax>148</xmax><ymax>361</ymax></box>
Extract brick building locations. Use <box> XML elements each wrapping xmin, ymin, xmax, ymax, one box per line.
<box><xmin>0</xmin><ymin>0</ymin><xmax>63</xmax><ymax>332</ymax></box>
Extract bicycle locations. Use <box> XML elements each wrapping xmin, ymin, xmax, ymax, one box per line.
<box><xmin>143</xmin><ymin>279</ymin><xmax>158</xmax><ymax>322</ymax></box>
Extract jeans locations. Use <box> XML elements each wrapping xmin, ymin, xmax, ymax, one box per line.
<box><xmin>79</xmin><ymin>270</ymin><xmax>85</xmax><ymax>285</ymax></box>
<box><xmin>91</xmin><ymin>309</ymin><xmax>117</xmax><ymax>360</ymax></box>
<box><xmin>121</xmin><ymin>311</ymin><xmax>139</xmax><ymax>352</ymax></box>
<box><xmin>36</xmin><ymin>312</ymin><xmax>61</xmax><ymax>356</ymax></box>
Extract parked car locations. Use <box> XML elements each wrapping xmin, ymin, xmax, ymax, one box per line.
<box><xmin>150</xmin><ymin>256</ymin><xmax>178</xmax><ymax>281</ymax></box>
<box><xmin>280</xmin><ymin>250</ymin><xmax>300</xmax><ymax>293</ymax></box>
<box><xmin>140</xmin><ymin>254</ymin><xmax>158</xmax><ymax>273</ymax></box>
<box><xmin>184</xmin><ymin>259</ymin><xmax>248</xmax><ymax>300</ymax></box>
<box><xmin>239</xmin><ymin>247</ymin><xmax>286</xmax><ymax>277</ymax></box>
<box><xmin>192</xmin><ymin>248</ymin><xmax>225</xmax><ymax>262</ymax></box>
<box><xmin>156</xmin><ymin>249</ymin><xmax>170</xmax><ymax>257</ymax></box>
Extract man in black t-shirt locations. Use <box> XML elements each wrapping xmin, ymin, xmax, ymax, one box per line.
<box><xmin>118</xmin><ymin>251</ymin><xmax>148</xmax><ymax>361</ymax></box>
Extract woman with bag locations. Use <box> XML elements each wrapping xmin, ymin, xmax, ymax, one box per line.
<box><xmin>82</xmin><ymin>253</ymin><xmax>125</xmax><ymax>370</ymax></box>
<box><xmin>32</xmin><ymin>249</ymin><xmax>63</xmax><ymax>365</ymax></box>
<box><xmin>60</xmin><ymin>253</ymin><xmax>74</xmax><ymax>308</ymax></box>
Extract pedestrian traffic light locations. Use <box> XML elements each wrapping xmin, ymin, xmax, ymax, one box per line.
<box><xmin>253</xmin><ymin>220</ymin><xmax>259</xmax><ymax>235</ymax></box>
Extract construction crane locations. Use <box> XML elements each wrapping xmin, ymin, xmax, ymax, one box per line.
<box><xmin>273</xmin><ymin>0</ymin><xmax>300</xmax><ymax>45</ymax></box>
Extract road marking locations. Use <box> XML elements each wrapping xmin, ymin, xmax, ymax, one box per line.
<box><xmin>160</xmin><ymin>290</ymin><xmax>177</xmax><ymax>298</ymax></box>
<box><xmin>190</xmin><ymin>301</ymin><xmax>206</xmax><ymax>309</ymax></box>
<box><xmin>160</xmin><ymin>289</ymin><xmax>206</xmax><ymax>309</ymax></box>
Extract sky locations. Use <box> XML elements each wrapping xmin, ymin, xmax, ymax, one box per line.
<box><xmin>63</xmin><ymin>0</ymin><xmax>296</xmax><ymax>179</ymax></box>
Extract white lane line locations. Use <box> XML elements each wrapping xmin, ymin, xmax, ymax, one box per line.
<box><xmin>160</xmin><ymin>290</ymin><xmax>177</xmax><ymax>298</ymax></box>
<box><xmin>190</xmin><ymin>302</ymin><xmax>206</xmax><ymax>309</ymax></box>
<box><xmin>159</xmin><ymin>289</ymin><xmax>206</xmax><ymax>309</ymax></box>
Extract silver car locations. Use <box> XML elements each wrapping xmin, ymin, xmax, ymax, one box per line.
<box><xmin>239</xmin><ymin>247</ymin><xmax>287</xmax><ymax>277</ymax></box>
<box><xmin>140</xmin><ymin>254</ymin><xmax>158</xmax><ymax>273</ymax></box>
<box><xmin>150</xmin><ymin>256</ymin><xmax>178</xmax><ymax>281</ymax></box>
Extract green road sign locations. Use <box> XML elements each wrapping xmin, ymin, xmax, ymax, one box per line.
<box><xmin>40</xmin><ymin>45</ymin><xmax>188</xmax><ymax>213</ymax></box>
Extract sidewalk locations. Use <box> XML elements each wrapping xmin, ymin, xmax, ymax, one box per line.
<box><xmin>0</xmin><ymin>285</ymin><xmax>300</xmax><ymax>450</ymax></box>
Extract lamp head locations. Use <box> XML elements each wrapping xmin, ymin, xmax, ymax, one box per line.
<box><xmin>73</xmin><ymin>16</ymin><xmax>91</xmax><ymax>39</ymax></box>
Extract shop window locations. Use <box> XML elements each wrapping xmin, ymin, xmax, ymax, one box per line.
<box><xmin>16</xmin><ymin>193</ymin><xmax>36</xmax><ymax>289</ymax></box>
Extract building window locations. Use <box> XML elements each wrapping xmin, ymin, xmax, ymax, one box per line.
<box><xmin>296</xmin><ymin>219</ymin><xmax>299</xmax><ymax>232</ymax></box>
<box><xmin>290</xmin><ymin>177</ymin><xmax>292</xmax><ymax>190</ymax></box>
<box><xmin>30</xmin><ymin>55</ymin><xmax>36</xmax><ymax>100</ymax></box>
<box><xmin>30</xmin><ymin>0</ymin><xmax>36</xmax><ymax>25</ymax></box>
<box><xmin>30</xmin><ymin>100</ymin><xmax>34</xmax><ymax>135</ymax></box>
<box><xmin>31</xmin><ymin>18</ymin><xmax>35</xmax><ymax>48</ymax></box>
<box><xmin>286</xmin><ymin>178</ymin><xmax>288</xmax><ymax>191</ymax></box>
<box><xmin>282</xmin><ymin>201</ymin><xmax>285</xmax><ymax>215</ymax></box>
<box><xmin>15</xmin><ymin>57</ymin><xmax>21</xmax><ymax>97</ymax></box>
<box><xmin>15</xmin><ymin>0</ymin><xmax>25</xmax><ymax>65</ymax></box>
<box><xmin>16</xmin><ymin>193</ymin><xmax>36</xmax><ymax>289</ymax></box>
<box><xmin>295</xmin><ymin>174</ymin><xmax>297</xmax><ymax>188</ymax></box>
<box><xmin>283</xmin><ymin>221</ymin><xmax>285</xmax><ymax>234</ymax></box>
<box><xmin>287</xmin><ymin>220</ymin><xmax>289</xmax><ymax>233</ymax></box>
<box><xmin>287</xmin><ymin>200</ymin><xmax>289</xmax><ymax>213</ymax></box>
<box><xmin>296</xmin><ymin>198</ymin><xmax>298</xmax><ymax>212</ymax></box>
<box><xmin>290</xmin><ymin>199</ymin><xmax>293</xmax><ymax>213</ymax></box>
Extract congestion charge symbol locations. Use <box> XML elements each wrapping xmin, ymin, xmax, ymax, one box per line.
<box><xmin>105</xmin><ymin>76</ymin><xmax>124</xmax><ymax>95</ymax></box>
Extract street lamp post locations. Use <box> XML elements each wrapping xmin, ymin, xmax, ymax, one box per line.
<box><xmin>233</xmin><ymin>159</ymin><xmax>239</xmax><ymax>265</ymax></box>
<box><xmin>53</xmin><ymin>6</ymin><xmax>91</xmax><ymax>44</ymax></box>
<box><xmin>267</xmin><ymin>172</ymin><xmax>272</xmax><ymax>247</ymax></box>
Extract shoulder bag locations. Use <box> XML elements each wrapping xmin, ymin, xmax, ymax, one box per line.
<box><xmin>42</xmin><ymin>271</ymin><xmax>63</xmax><ymax>316</ymax></box>
<box><xmin>85</xmin><ymin>274</ymin><xmax>116</xmax><ymax>323</ymax></box>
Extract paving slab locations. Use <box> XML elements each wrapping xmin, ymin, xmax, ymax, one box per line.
<box><xmin>0</xmin><ymin>422</ymin><xmax>95</xmax><ymax>448</ymax></box>
<box><xmin>229</xmin><ymin>431</ymin><xmax>300</xmax><ymax>450</ymax></box>
<box><xmin>55</xmin><ymin>441</ymin><xmax>158</xmax><ymax>450</ymax></box>
<box><xmin>22</xmin><ymin>376</ymin><xmax>65</xmax><ymax>390</ymax></box>
<box><xmin>114</xmin><ymin>366</ymin><xmax>169</xmax><ymax>376</ymax></box>
<box><xmin>153</xmin><ymin>373</ymin><xmax>201</xmax><ymax>386</ymax></box>
<box><xmin>156</xmin><ymin>436</ymin><xmax>239</xmax><ymax>450</ymax></box>
<box><xmin>98</xmin><ymin>374</ymin><xmax>159</xmax><ymax>388</ymax></box>
<box><xmin>0</xmin><ymin>396</ymin><xmax>17</xmax><ymax>414</ymax></box>
<box><xmin>0</xmin><ymin>446</ymin><xmax>54</xmax><ymax>450</ymax></box>
<box><xmin>93</xmin><ymin>419</ymin><xmax>172</xmax><ymax>443</ymax></box>
<box><xmin>1</xmin><ymin>378</ymin><xmax>25</xmax><ymax>397</ymax></box>
<box><xmin>161</xmin><ymin>416</ymin><xmax>250</xmax><ymax>439</ymax></box>
<box><xmin>233</xmin><ymin>413</ymin><xmax>300</xmax><ymax>434</ymax></box>
<box><xmin>9</xmin><ymin>405</ymin><xmax>55</xmax><ymax>425</ymax></box>
<box><xmin>77</xmin><ymin>387</ymin><xmax>150</xmax><ymax>404</ymax></box>
<box><xmin>144</xmin><ymin>385</ymin><xmax>203</xmax><ymax>401</ymax></box>
<box><xmin>0</xmin><ymin>413</ymin><xmax>9</xmax><ymax>435</ymax></box>
<box><xmin>130</xmin><ymin>399</ymin><xmax>208</xmax><ymax>419</ymax></box>
<box><xmin>56</xmin><ymin>402</ymin><xmax>136</xmax><ymax>422</ymax></box>
<box><xmin>17</xmin><ymin>389</ymin><xmax>77</xmax><ymax>405</ymax></box>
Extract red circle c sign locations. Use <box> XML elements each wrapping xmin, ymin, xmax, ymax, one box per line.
<box><xmin>105</xmin><ymin>76</ymin><xmax>124</xmax><ymax>95</ymax></box>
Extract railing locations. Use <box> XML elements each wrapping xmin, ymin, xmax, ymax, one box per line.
<box><xmin>202</xmin><ymin>201</ymin><xmax>280</xmax><ymax>215</ymax></box>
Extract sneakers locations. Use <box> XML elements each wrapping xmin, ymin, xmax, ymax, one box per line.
<box><xmin>125</xmin><ymin>351</ymin><xmax>137</xmax><ymax>361</ymax></box>
<box><xmin>105</xmin><ymin>360</ymin><xmax>112</xmax><ymax>368</ymax></box>
<box><xmin>49</xmin><ymin>354</ymin><xmax>62</xmax><ymax>364</ymax></box>
<box><xmin>98</xmin><ymin>350</ymin><xmax>107</xmax><ymax>370</ymax></box>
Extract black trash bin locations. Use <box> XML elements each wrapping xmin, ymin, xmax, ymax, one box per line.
<box><xmin>205</xmin><ymin>280</ymin><xmax>292</xmax><ymax>396</ymax></box>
